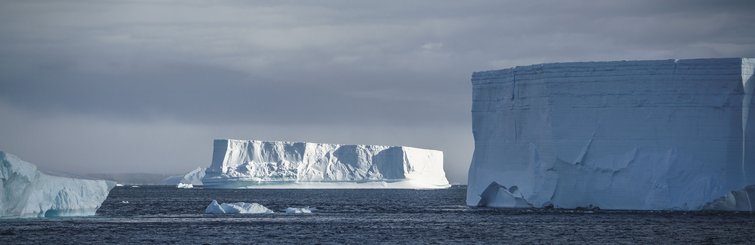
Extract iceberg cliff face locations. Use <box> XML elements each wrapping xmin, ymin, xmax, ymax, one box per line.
<box><xmin>0</xmin><ymin>151</ymin><xmax>115</xmax><ymax>218</ymax></box>
<box><xmin>467</xmin><ymin>58</ymin><xmax>755</xmax><ymax>210</ymax></box>
<box><xmin>202</xmin><ymin>139</ymin><xmax>449</xmax><ymax>189</ymax></box>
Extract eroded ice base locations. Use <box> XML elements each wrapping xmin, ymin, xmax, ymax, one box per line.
<box><xmin>704</xmin><ymin>186</ymin><xmax>755</xmax><ymax>211</ymax></box>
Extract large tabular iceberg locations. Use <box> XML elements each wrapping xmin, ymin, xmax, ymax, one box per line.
<box><xmin>202</xmin><ymin>139</ymin><xmax>450</xmax><ymax>189</ymax></box>
<box><xmin>467</xmin><ymin>58</ymin><xmax>755</xmax><ymax>211</ymax></box>
<box><xmin>0</xmin><ymin>151</ymin><xmax>115</xmax><ymax>218</ymax></box>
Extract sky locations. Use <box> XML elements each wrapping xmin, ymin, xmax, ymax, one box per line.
<box><xmin>1</xmin><ymin>0</ymin><xmax>754</xmax><ymax>183</ymax></box>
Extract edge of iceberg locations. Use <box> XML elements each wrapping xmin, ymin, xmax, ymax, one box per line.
<box><xmin>0</xmin><ymin>151</ymin><xmax>116</xmax><ymax>218</ymax></box>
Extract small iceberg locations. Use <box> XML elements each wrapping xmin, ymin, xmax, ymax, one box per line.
<box><xmin>177</xmin><ymin>183</ymin><xmax>194</xmax><ymax>189</ymax></box>
<box><xmin>121</xmin><ymin>201</ymin><xmax>129</xmax><ymax>204</ymax></box>
<box><xmin>115</xmin><ymin>184</ymin><xmax>124</xmax><ymax>187</ymax></box>
<box><xmin>285</xmin><ymin>207</ymin><xmax>314</xmax><ymax>214</ymax></box>
<box><xmin>131</xmin><ymin>185</ymin><xmax>140</xmax><ymax>188</ymax></box>
<box><xmin>205</xmin><ymin>200</ymin><xmax>274</xmax><ymax>214</ymax></box>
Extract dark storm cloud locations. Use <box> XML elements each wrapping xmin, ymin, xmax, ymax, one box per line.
<box><xmin>0</xmin><ymin>0</ymin><xmax>754</xmax><ymax>182</ymax></box>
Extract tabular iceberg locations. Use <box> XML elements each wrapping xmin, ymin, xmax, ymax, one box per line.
<box><xmin>467</xmin><ymin>58</ymin><xmax>755</xmax><ymax>211</ymax></box>
<box><xmin>0</xmin><ymin>151</ymin><xmax>115</xmax><ymax>218</ymax></box>
<box><xmin>201</xmin><ymin>139</ymin><xmax>450</xmax><ymax>189</ymax></box>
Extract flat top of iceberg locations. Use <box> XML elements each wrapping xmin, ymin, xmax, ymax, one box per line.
<box><xmin>472</xmin><ymin>57</ymin><xmax>748</xmax><ymax>82</ymax></box>
<box><xmin>218</xmin><ymin>139</ymin><xmax>440</xmax><ymax>152</ymax></box>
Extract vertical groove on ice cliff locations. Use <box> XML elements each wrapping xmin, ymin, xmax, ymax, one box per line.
<box><xmin>742</xmin><ymin>58</ymin><xmax>754</xmax><ymax>210</ymax></box>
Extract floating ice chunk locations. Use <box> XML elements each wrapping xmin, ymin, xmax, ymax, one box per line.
<box><xmin>285</xmin><ymin>207</ymin><xmax>314</xmax><ymax>214</ymax></box>
<box><xmin>205</xmin><ymin>200</ymin><xmax>274</xmax><ymax>214</ymax></box>
<box><xmin>115</xmin><ymin>184</ymin><xmax>124</xmax><ymax>187</ymax></box>
<box><xmin>476</xmin><ymin>182</ymin><xmax>532</xmax><ymax>208</ymax></box>
<box><xmin>0</xmin><ymin>151</ymin><xmax>115</xmax><ymax>218</ymax></box>
<box><xmin>704</xmin><ymin>186</ymin><xmax>755</xmax><ymax>211</ymax></box>
<box><xmin>131</xmin><ymin>185</ymin><xmax>139</xmax><ymax>188</ymax></box>
<box><xmin>205</xmin><ymin>200</ymin><xmax>224</xmax><ymax>214</ymax></box>
<box><xmin>177</xmin><ymin>183</ymin><xmax>193</xmax><ymax>189</ymax></box>
<box><xmin>121</xmin><ymin>201</ymin><xmax>129</xmax><ymax>204</ymax></box>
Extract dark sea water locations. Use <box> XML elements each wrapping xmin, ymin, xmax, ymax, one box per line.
<box><xmin>1</xmin><ymin>186</ymin><xmax>754</xmax><ymax>244</ymax></box>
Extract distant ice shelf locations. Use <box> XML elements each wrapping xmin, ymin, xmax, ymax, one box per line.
<box><xmin>160</xmin><ymin>167</ymin><xmax>206</xmax><ymax>186</ymax></box>
<box><xmin>466</xmin><ymin>58</ymin><xmax>755</xmax><ymax>211</ymax></box>
<box><xmin>0</xmin><ymin>151</ymin><xmax>115</xmax><ymax>218</ymax></box>
<box><xmin>201</xmin><ymin>139</ymin><xmax>450</xmax><ymax>189</ymax></box>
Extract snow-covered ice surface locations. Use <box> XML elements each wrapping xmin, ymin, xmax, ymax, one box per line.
<box><xmin>202</xmin><ymin>139</ymin><xmax>450</xmax><ymax>189</ymax></box>
<box><xmin>205</xmin><ymin>200</ymin><xmax>274</xmax><ymax>214</ymax></box>
<box><xmin>467</xmin><ymin>58</ymin><xmax>755</xmax><ymax>210</ymax></box>
<box><xmin>285</xmin><ymin>207</ymin><xmax>314</xmax><ymax>214</ymax></box>
<box><xmin>0</xmin><ymin>151</ymin><xmax>115</xmax><ymax>218</ymax></box>
<box><xmin>160</xmin><ymin>167</ymin><xmax>206</xmax><ymax>185</ymax></box>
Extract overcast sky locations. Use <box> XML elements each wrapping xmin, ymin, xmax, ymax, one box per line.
<box><xmin>1</xmin><ymin>0</ymin><xmax>754</xmax><ymax>183</ymax></box>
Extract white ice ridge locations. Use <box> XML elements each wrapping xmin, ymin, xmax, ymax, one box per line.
<box><xmin>205</xmin><ymin>200</ymin><xmax>274</xmax><ymax>214</ymax></box>
<box><xmin>0</xmin><ymin>151</ymin><xmax>115</xmax><ymax>218</ymax></box>
<box><xmin>160</xmin><ymin>167</ymin><xmax>206</xmax><ymax>186</ymax></box>
<box><xmin>467</xmin><ymin>58</ymin><xmax>755</xmax><ymax>211</ymax></box>
<box><xmin>201</xmin><ymin>139</ymin><xmax>450</xmax><ymax>189</ymax></box>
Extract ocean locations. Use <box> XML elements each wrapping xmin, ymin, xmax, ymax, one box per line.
<box><xmin>1</xmin><ymin>186</ymin><xmax>754</xmax><ymax>244</ymax></box>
